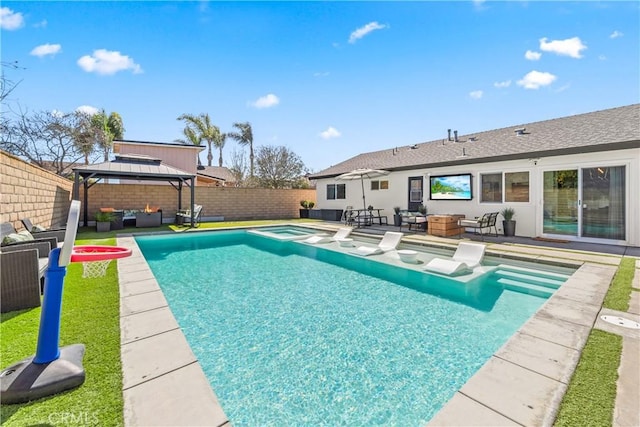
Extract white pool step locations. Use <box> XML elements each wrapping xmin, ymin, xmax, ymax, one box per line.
<box><xmin>497</xmin><ymin>278</ymin><xmax>555</xmax><ymax>298</ymax></box>
<box><xmin>495</xmin><ymin>264</ymin><xmax>571</xmax><ymax>280</ymax></box>
<box><xmin>494</xmin><ymin>269</ymin><xmax>564</xmax><ymax>289</ymax></box>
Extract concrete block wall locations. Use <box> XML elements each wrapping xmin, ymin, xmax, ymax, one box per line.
<box><xmin>81</xmin><ymin>183</ymin><xmax>317</xmax><ymax>222</ymax></box>
<box><xmin>0</xmin><ymin>150</ymin><xmax>73</xmax><ymax>231</ymax></box>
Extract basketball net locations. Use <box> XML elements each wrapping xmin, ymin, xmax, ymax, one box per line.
<box><xmin>81</xmin><ymin>259</ymin><xmax>112</xmax><ymax>278</ymax></box>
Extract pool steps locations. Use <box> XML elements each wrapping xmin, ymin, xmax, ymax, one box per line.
<box><xmin>493</xmin><ymin>264</ymin><xmax>571</xmax><ymax>298</ymax></box>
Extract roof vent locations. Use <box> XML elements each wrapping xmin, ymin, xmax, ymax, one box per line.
<box><xmin>410</xmin><ymin>144</ymin><xmax>418</xmax><ymax>149</ymax></box>
<box><xmin>514</xmin><ymin>127</ymin><xmax>526</xmax><ymax>135</ymax></box>
<box><xmin>447</xmin><ymin>129</ymin><xmax>452</xmax><ymax>141</ymax></box>
<box><xmin>469</xmin><ymin>136</ymin><xmax>477</xmax><ymax>142</ymax></box>
<box><xmin>454</xmin><ymin>130</ymin><xmax>459</xmax><ymax>142</ymax></box>
<box><xmin>456</xmin><ymin>147</ymin><xmax>469</xmax><ymax>158</ymax></box>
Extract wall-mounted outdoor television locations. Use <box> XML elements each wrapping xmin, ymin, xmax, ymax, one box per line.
<box><xmin>429</xmin><ymin>173</ymin><xmax>473</xmax><ymax>201</ymax></box>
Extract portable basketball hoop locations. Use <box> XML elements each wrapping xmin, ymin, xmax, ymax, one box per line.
<box><xmin>72</xmin><ymin>245</ymin><xmax>132</xmax><ymax>278</ymax></box>
<box><xmin>0</xmin><ymin>200</ymin><xmax>132</xmax><ymax>404</ymax></box>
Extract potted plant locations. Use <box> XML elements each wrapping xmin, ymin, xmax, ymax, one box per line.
<box><xmin>299</xmin><ymin>200</ymin><xmax>314</xmax><ymax>218</ymax></box>
<box><xmin>393</xmin><ymin>206</ymin><xmax>403</xmax><ymax>227</ymax></box>
<box><xmin>501</xmin><ymin>207</ymin><xmax>516</xmax><ymax>236</ymax></box>
<box><xmin>95</xmin><ymin>211</ymin><xmax>115</xmax><ymax>232</ymax></box>
<box><xmin>417</xmin><ymin>204</ymin><xmax>427</xmax><ymax>215</ymax></box>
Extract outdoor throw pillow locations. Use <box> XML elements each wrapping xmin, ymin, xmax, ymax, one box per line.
<box><xmin>31</xmin><ymin>225</ymin><xmax>47</xmax><ymax>232</ymax></box>
<box><xmin>2</xmin><ymin>231</ymin><xmax>34</xmax><ymax>244</ymax></box>
<box><xmin>19</xmin><ymin>230</ymin><xmax>35</xmax><ymax>240</ymax></box>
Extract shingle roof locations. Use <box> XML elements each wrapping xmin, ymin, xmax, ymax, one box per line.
<box><xmin>310</xmin><ymin>104</ymin><xmax>640</xmax><ymax>179</ymax></box>
<box><xmin>198</xmin><ymin>166</ymin><xmax>236</xmax><ymax>182</ymax></box>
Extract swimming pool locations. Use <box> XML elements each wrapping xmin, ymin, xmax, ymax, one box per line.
<box><xmin>135</xmin><ymin>230</ymin><xmax>570</xmax><ymax>425</ymax></box>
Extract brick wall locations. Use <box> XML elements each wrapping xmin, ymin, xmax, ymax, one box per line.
<box><xmin>0</xmin><ymin>150</ymin><xmax>74</xmax><ymax>230</ymax></box>
<box><xmin>80</xmin><ymin>183</ymin><xmax>317</xmax><ymax>222</ymax></box>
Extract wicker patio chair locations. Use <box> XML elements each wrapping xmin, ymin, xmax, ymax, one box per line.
<box><xmin>1</xmin><ymin>247</ymin><xmax>44</xmax><ymax>313</ymax></box>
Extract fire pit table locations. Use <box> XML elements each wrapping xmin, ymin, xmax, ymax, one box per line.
<box><xmin>135</xmin><ymin>210</ymin><xmax>162</xmax><ymax>227</ymax></box>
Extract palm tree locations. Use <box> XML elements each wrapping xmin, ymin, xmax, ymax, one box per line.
<box><xmin>174</xmin><ymin>126</ymin><xmax>202</xmax><ymax>146</ymax></box>
<box><xmin>214</xmin><ymin>132</ymin><xmax>227</xmax><ymax>167</ymax></box>
<box><xmin>177</xmin><ymin>113</ymin><xmax>220</xmax><ymax>167</ymax></box>
<box><xmin>91</xmin><ymin>110</ymin><xmax>124</xmax><ymax>161</ymax></box>
<box><xmin>228</xmin><ymin>121</ymin><xmax>254</xmax><ymax>177</ymax></box>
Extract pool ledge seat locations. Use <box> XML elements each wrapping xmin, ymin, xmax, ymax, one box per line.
<box><xmin>350</xmin><ymin>231</ymin><xmax>403</xmax><ymax>257</ymax></box>
<box><xmin>423</xmin><ymin>241</ymin><xmax>486</xmax><ymax>276</ymax></box>
<box><xmin>423</xmin><ymin>258</ymin><xmax>473</xmax><ymax>276</ymax></box>
<box><xmin>302</xmin><ymin>227</ymin><xmax>352</xmax><ymax>244</ymax></box>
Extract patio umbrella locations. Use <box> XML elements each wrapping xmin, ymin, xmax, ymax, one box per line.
<box><xmin>336</xmin><ymin>168</ymin><xmax>390</xmax><ymax>211</ymax></box>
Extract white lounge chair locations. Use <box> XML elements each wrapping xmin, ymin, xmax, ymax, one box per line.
<box><xmin>423</xmin><ymin>242</ymin><xmax>486</xmax><ymax>276</ymax></box>
<box><xmin>350</xmin><ymin>231</ymin><xmax>403</xmax><ymax>256</ymax></box>
<box><xmin>302</xmin><ymin>227</ymin><xmax>352</xmax><ymax>244</ymax></box>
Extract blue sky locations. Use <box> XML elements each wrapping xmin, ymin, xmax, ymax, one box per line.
<box><xmin>2</xmin><ymin>1</ymin><xmax>639</xmax><ymax>173</ymax></box>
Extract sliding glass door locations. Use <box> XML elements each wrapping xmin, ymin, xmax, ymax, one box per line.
<box><xmin>543</xmin><ymin>166</ymin><xmax>626</xmax><ymax>240</ymax></box>
<box><xmin>543</xmin><ymin>170</ymin><xmax>578</xmax><ymax>236</ymax></box>
<box><xmin>581</xmin><ymin>166</ymin><xmax>625</xmax><ymax>240</ymax></box>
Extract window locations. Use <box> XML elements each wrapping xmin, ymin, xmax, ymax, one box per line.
<box><xmin>327</xmin><ymin>183</ymin><xmax>346</xmax><ymax>200</ymax></box>
<box><xmin>481</xmin><ymin>171</ymin><xmax>530</xmax><ymax>203</ymax></box>
<box><xmin>370</xmin><ymin>180</ymin><xmax>389</xmax><ymax>191</ymax></box>
<box><xmin>505</xmin><ymin>172</ymin><xmax>530</xmax><ymax>202</ymax></box>
<box><xmin>481</xmin><ymin>173</ymin><xmax>502</xmax><ymax>203</ymax></box>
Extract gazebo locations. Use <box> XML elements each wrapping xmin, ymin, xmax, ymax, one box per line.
<box><xmin>72</xmin><ymin>154</ymin><xmax>197</xmax><ymax>227</ymax></box>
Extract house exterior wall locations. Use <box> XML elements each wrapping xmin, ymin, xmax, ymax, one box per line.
<box><xmin>115</xmin><ymin>142</ymin><xmax>200</xmax><ymax>175</ymax></box>
<box><xmin>0</xmin><ymin>150</ymin><xmax>73</xmax><ymax>230</ymax></box>
<box><xmin>315</xmin><ymin>147</ymin><xmax>640</xmax><ymax>246</ymax></box>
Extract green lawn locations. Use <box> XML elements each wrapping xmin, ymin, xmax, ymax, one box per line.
<box><xmin>554</xmin><ymin>330</ymin><xmax>622</xmax><ymax>427</ymax></box>
<box><xmin>554</xmin><ymin>256</ymin><xmax>638</xmax><ymax>426</ymax></box>
<box><xmin>1</xmin><ymin>238</ymin><xmax>123</xmax><ymax>426</ymax></box>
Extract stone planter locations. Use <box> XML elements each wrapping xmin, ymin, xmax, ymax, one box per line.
<box><xmin>503</xmin><ymin>220</ymin><xmax>516</xmax><ymax>237</ymax></box>
<box><xmin>299</xmin><ymin>209</ymin><xmax>310</xmax><ymax>219</ymax></box>
<box><xmin>96</xmin><ymin>221</ymin><xmax>110</xmax><ymax>232</ymax></box>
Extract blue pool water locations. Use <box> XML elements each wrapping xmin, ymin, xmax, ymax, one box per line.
<box><xmin>136</xmin><ymin>230</ymin><xmax>552</xmax><ymax>426</ymax></box>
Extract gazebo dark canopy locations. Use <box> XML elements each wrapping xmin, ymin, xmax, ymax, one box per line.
<box><xmin>72</xmin><ymin>154</ymin><xmax>197</xmax><ymax>227</ymax></box>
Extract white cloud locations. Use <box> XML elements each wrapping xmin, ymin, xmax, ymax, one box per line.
<box><xmin>517</xmin><ymin>70</ymin><xmax>557</xmax><ymax>89</ymax></box>
<box><xmin>30</xmin><ymin>43</ymin><xmax>62</xmax><ymax>58</ymax></box>
<box><xmin>313</xmin><ymin>71</ymin><xmax>330</xmax><ymax>78</ymax></box>
<box><xmin>319</xmin><ymin>127</ymin><xmax>341</xmax><ymax>140</ymax></box>
<box><xmin>249</xmin><ymin>93</ymin><xmax>280</xmax><ymax>109</ymax></box>
<box><xmin>77</xmin><ymin>49</ymin><xmax>143</xmax><ymax>75</ymax></box>
<box><xmin>50</xmin><ymin>110</ymin><xmax>64</xmax><ymax>118</ymax></box>
<box><xmin>34</xmin><ymin>19</ymin><xmax>47</xmax><ymax>28</ymax></box>
<box><xmin>525</xmin><ymin>50</ymin><xmax>541</xmax><ymax>61</ymax></box>
<box><xmin>494</xmin><ymin>80</ymin><xmax>511</xmax><ymax>88</ymax></box>
<box><xmin>599</xmin><ymin>55</ymin><xmax>607</xmax><ymax>61</ymax></box>
<box><xmin>76</xmin><ymin>105</ymin><xmax>99</xmax><ymax>116</ymax></box>
<box><xmin>469</xmin><ymin>90</ymin><xmax>483</xmax><ymax>100</ymax></box>
<box><xmin>0</xmin><ymin>7</ymin><xmax>25</xmax><ymax>30</ymax></box>
<box><xmin>539</xmin><ymin>37</ymin><xmax>587</xmax><ymax>59</ymax></box>
<box><xmin>609</xmin><ymin>30</ymin><xmax>623</xmax><ymax>39</ymax></box>
<box><xmin>349</xmin><ymin>21</ymin><xmax>387</xmax><ymax>44</ymax></box>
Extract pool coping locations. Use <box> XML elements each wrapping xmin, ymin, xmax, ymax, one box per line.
<box><xmin>116</xmin><ymin>227</ymin><xmax>619</xmax><ymax>426</ymax></box>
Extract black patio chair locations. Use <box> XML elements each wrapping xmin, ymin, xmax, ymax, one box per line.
<box><xmin>458</xmin><ymin>212</ymin><xmax>499</xmax><ymax>240</ymax></box>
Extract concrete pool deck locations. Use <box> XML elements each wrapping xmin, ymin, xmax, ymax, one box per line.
<box><xmin>116</xmin><ymin>228</ymin><xmax>639</xmax><ymax>426</ymax></box>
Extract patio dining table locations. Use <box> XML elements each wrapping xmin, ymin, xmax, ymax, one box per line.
<box><xmin>352</xmin><ymin>208</ymin><xmax>386</xmax><ymax>227</ymax></box>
